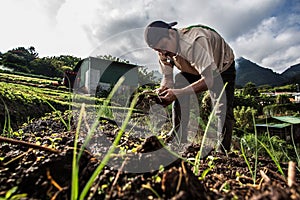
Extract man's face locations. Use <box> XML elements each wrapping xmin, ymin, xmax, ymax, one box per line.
<box><xmin>153</xmin><ymin>30</ymin><xmax>177</xmax><ymax>57</ymax></box>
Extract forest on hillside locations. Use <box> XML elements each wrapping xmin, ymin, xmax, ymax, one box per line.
<box><xmin>0</xmin><ymin>46</ymin><xmax>81</xmax><ymax>77</ymax></box>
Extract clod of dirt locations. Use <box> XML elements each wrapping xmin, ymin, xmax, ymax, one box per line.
<box><xmin>161</xmin><ymin>162</ymin><xmax>213</xmax><ymax>199</ymax></box>
<box><xmin>137</xmin><ymin>135</ymin><xmax>163</xmax><ymax>153</ymax></box>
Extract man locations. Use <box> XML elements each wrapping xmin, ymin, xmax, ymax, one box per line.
<box><xmin>144</xmin><ymin>20</ymin><xmax>236</xmax><ymax>152</ymax></box>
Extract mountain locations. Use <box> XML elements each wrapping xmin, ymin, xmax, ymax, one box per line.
<box><xmin>235</xmin><ymin>57</ymin><xmax>300</xmax><ymax>87</ymax></box>
<box><xmin>149</xmin><ymin>57</ymin><xmax>300</xmax><ymax>87</ymax></box>
<box><xmin>281</xmin><ymin>63</ymin><xmax>300</xmax><ymax>84</ymax></box>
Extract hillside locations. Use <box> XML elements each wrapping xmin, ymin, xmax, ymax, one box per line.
<box><xmin>151</xmin><ymin>57</ymin><xmax>300</xmax><ymax>88</ymax></box>
<box><xmin>235</xmin><ymin>57</ymin><xmax>288</xmax><ymax>87</ymax></box>
<box><xmin>281</xmin><ymin>63</ymin><xmax>300</xmax><ymax>84</ymax></box>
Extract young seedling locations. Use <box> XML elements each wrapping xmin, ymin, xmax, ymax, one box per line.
<box><xmin>199</xmin><ymin>155</ymin><xmax>218</xmax><ymax>180</ymax></box>
<box><xmin>1</xmin><ymin>97</ymin><xmax>13</xmax><ymax>137</ymax></box>
<box><xmin>0</xmin><ymin>186</ymin><xmax>27</xmax><ymax>200</ymax></box>
<box><xmin>290</xmin><ymin>127</ymin><xmax>300</xmax><ymax>171</ymax></box>
<box><xmin>240</xmin><ymin>138</ymin><xmax>255</xmax><ymax>184</ymax></box>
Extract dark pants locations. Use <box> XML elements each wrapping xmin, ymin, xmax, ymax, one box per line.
<box><xmin>173</xmin><ymin>62</ymin><xmax>236</xmax><ymax>151</ymax></box>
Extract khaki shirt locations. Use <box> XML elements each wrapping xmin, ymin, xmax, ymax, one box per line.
<box><xmin>159</xmin><ymin>26</ymin><xmax>234</xmax><ymax>88</ymax></box>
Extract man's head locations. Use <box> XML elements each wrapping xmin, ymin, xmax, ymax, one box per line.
<box><xmin>144</xmin><ymin>20</ymin><xmax>178</xmax><ymax>55</ymax></box>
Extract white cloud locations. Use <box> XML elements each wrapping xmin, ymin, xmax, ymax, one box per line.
<box><xmin>0</xmin><ymin>0</ymin><xmax>49</xmax><ymax>51</ymax></box>
<box><xmin>232</xmin><ymin>12</ymin><xmax>300</xmax><ymax>73</ymax></box>
<box><xmin>167</xmin><ymin>0</ymin><xmax>284</xmax><ymax>39</ymax></box>
<box><xmin>0</xmin><ymin>0</ymin><xmax>299</xmax><ymax>73</ymax></box>
<box><xmin>261</xmin><ymin>45</ymin><xmax>300</xmax><ymax>72</ymax></box>
<box><xmin>39</xmin><ymin>0</ymin><xmax>67</xmax><ymax>26</ymax></box>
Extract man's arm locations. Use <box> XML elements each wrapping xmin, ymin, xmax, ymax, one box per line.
<box><xmin>158</xmin><ymin>64</ymin><xmax>214</xmax><ymax>106</ymax></box>
<box><xmin>179</xmin><ymin>63</ymin><xmax>213</xmax><ymax>95</ymax></box>
<box><xmin>156</xmin><ymin>52</ymin><xmax>174</xmax><ymax>93</ymax></box>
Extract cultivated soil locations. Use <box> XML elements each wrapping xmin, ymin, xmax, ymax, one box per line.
<box><xmin>0</xmin><ymin>111</ymin><xmax>299</xmax><ymax>200</ymax></box>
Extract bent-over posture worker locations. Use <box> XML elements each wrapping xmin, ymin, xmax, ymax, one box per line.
<box><xmin>144</xmin><ymin>20</ymin><xmax>236</xmax><ymax>152</ymax></box>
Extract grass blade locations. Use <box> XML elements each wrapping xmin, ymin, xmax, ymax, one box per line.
<box><xmin>240</xmin><ymin>138</ymin><xmax>254</xmax><ymax>182</ymax></box>
<box><xmin>252</xmin><ymin>112</ymin><xmax>258</xmax><ymax>185</ymax></box>
<box><xmin>258</xmin><ymin>139</ymin><xmax>285</xmax><ymax>177</ymax></box>
<box><xmin>194</xmin><ymin>82</ymin><xmax>227</xmax><ymax>175</ymax></box>
<box><xmin>79</xmin><ymin>91</ymin><xmax>138</xmax><ymax>200</ymax></box>
<box><xmin>71</xmin><ymin>103</ymin><xmax>86</xmax><ymax>200</ymax></box>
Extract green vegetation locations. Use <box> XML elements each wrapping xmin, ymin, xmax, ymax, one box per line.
<box><xmin>71</xmin><ymin>78</ymin><xmax>140</xmax><ymax>200</ymax></box>
<box><xmin>0</xmin><ymin>46</ymin><xmax>81</xmax><ymax>78</ymax></box>
<box><xmin>0</xmin><ymin>74</ymin><xmax>70</xmax><ymax>133</ymax></box>
<box><xmin>0</xmin><ymin>68</ymin><xmax>299</xmax><ymax>198</ymax></box>
<box><xmin>0</xmin><ymin>186</ymin><xmax>27</xmax><ymax>200</ymax></box>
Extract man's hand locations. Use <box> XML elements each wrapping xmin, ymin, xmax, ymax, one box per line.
<box><xmin>159</xmin><ymin>88</ymin><xmax>181</xmax><ymax>107</ymax></box>
<box><xmin>154</xmin><ymin>86</ymin><xmax>168</xmax><ymax>95</ymax></box>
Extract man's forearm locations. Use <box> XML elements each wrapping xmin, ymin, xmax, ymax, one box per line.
<box><xmin>161</xmin><ymin>74</ymin><xmax>174</xmax><ymax>89</ymax></box>
<box><xmin>177</xmin><ymin>78</ymin><xmax>208</xmax><ymax>96</ymax></box>
<box><xmin>176</xmin><ymin>65</ymin><xmax>214</xmax><ymax>96</ymax></box>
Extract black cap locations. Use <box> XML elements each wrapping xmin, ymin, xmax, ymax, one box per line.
<box><xmin>144</xmin><ymin>20</ymin><xmax>178</xmax><ymax>48</ymax></box>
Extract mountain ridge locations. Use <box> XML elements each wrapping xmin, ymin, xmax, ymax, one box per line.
<box><xmin>235</xmin><ymin>57</ymin><xmax>300</xmax><ymax>87</ymax></box>
<box><xmin>150</xmin><ymin>57</ymin><xmax>300</xmax><ymax>87</ymax></box>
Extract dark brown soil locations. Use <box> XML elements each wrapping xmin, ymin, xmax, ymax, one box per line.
<box><xmin>0</xmin><ymin>112</ymin><xmax>299</xmax><ymax>200</ymax></box>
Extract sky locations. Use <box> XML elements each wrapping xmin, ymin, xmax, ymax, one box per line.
<box><xmin>0</xmin><ymin>0</ymin><xmax>299</xmax><ymax>73</ymax></box>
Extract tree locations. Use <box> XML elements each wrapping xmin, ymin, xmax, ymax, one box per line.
<box><xmin>52</xmin><ymin>55</ymin><xmax>81</xmax><ymax>68</ymax></box>
<box><xmin>97</xmin><ymin>55</ymin><xmax>129</xmax><ymax>64</ymax></box>
<box><xmin>276</xmin><ymin>94</ymin><xmax>290</xmax><ymax>104</ymax></box>
<box><xmin>28</xmin><ymin>46</ymin><xmax>39</xmax><ymax>58</ymax></box>
<box><xmin>138</xmin><ymin>67</ymin><xmax>158</xmax><ymax>85</ymax></box>
<box><xmin>2</xmin><ymin>46</ymin><xmax>38</xmax><ymax>72</ymax></box>
<box><xmin>243</xmin><ymin>82</ymin><xmax>260</xmax><ymax>96</ymax></box>
<box><xmin>2</xmin><ymin>51</ymin><xmax>30</xmax><ymax>72</ymax></box>
<box><xmin>1</xmin><ymin>46</ymin><xmax>82</xmax><ymax>77</ymax></box>
<box><xmin>234</xmin><ymin>106</ymin><xmax>257</xmax><ymax>135</ymax></box>
<box><xmin>29</xmin><ymin>57</ymin><xmax>63</xmax><ymax>77</ymax></box>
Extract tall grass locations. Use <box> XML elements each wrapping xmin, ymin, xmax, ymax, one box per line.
<box><xmin>240</xmin><ymin>137</ymin><xmax>256</xmax><ymax>184</ymax></box>
<box><xmin>79</xmin><ymin>89</ymin><xmax>138</xmax><ymax>200</ymax></box>
<box><xmin>70</xmin><ymin>77</ymin><xmax>141</xmax><ymax>200</ymax></box>
<box><xmin>262</xmin><ymin>120</ymin><xmax>285</xmax><ymax>176</ymax></box>
<box><xmin>258</xmin><ymin>139</ymin><xmax>285</xmax><ymax>177</ymax></box>
<box><xmin>193</xmin><ymin>83</ymin><xmax>227</xmax><ymax>175</ymax></box>
<box><xmin>45</xmin><ymin>101</ymin><xmax>72</xmax><ymax>131</ymax></box>
<box><xmin>0</xmin><ymin>97</ymin><xmax>13</xmax><ymax>136</ymax></box>
<box><xmin>240</xmin><ymin>115</ymin><xmax>293</xmax><ymax>182</ymax></box>
<box><xmin>76</xmin><ymin>77</ymin><xmax>125</xmax><ymax>161</ymax></box>
<box><xmin>45</xmin><ymin>76</ymin><xmax>73</xmax><ymax>131</ymax></box>
<box><xmin>252</xmin><ymin>113</ymin><xmax>258</xmax><ymax>184</ymax></box>
<box><xmin>71</xmin><ymin>103</ymin><xmax>85</xmax><ymax>200</ymax></box>
<box><xmin>289</xmin><ymin>126</ymin><xmax>300</xmax><ymax>171</ymax></box>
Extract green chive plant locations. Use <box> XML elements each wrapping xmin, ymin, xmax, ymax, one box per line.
<box><xmin>290</xmin><ymin>127</ymin><xmax>300</xmax><ymax>171</ymax></box>
<box><xmin>0</xmin><ymin>97</ymin><xmax>13</xmax><ymax>137</ymax></box>
<box><xmin>194</xmin><ymin>83</ymin><xmax>228</xmax><ymax>175</ymax></box>
<box><xmin>141</xmin><ymin>183</ymin><xmax>161</xmax><ymax>199</ymax></box>
<box><xmin>240</xmin><ymin>138</ymin><xmax>256</xmax><ymax>183</ymax></box>
<box><xmin>71</xmin><ymin>77</ymin><xmax>143</xmax><ymax>200</ymax></box>
<box><xmin>45</xmin><ymin>100</ymin><xmax>72</xmax><ymax>131</ymax></box>
<box><xmin>0</xmin><ymin>186</ymin><xmax>27</xmax><ymax>200</ymax></box>
<box><xmin>239</xmin><ymin>113</ymin><xmax>300</xmax><ymax>183</ymax></box>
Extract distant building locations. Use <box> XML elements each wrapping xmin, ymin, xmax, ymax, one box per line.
<box><xmin>261</xmin><ymin>92</ymin><xmax>300</xmax><ymax>104</ymax></box>
<box><xmin>256</xmin><ymin>116</ymin><xmax>300</xmax><ymax>144</ymax></box>
<box><xmin>63</xmin><ymin>57</ymin><xmax>138</xmax><ymax>94</ymax></box>
<box><xmin>295</xmin><ymin>93</ymin><xmax>300</xmax><ymax>103</ymax></box>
